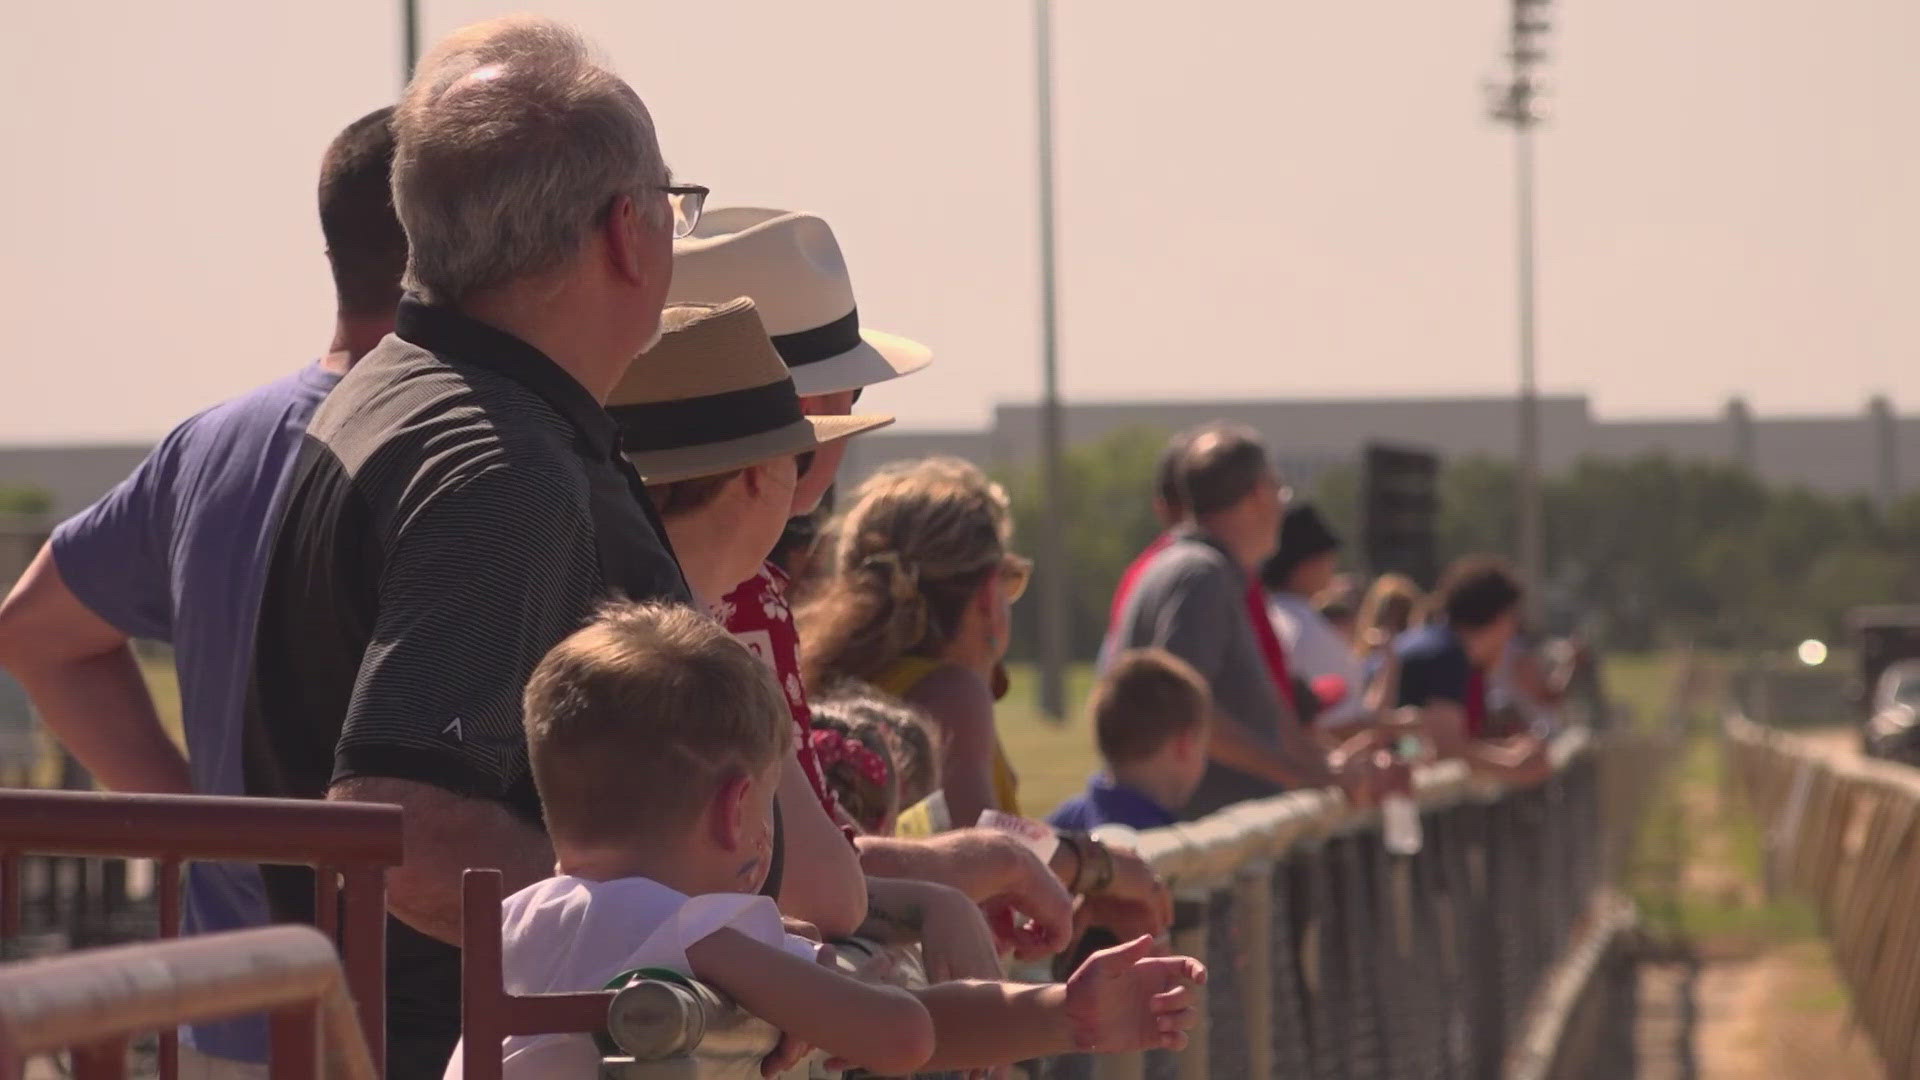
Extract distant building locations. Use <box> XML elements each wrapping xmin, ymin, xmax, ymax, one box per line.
<box><xmin>841</xmin><ymin>393</ymin><xmax>1912</xmax><ymax>500</ymax></box>
<box><xmin>0</xmin><ymin>394</ymin><xmax>1909</xmax><ymax>551</ymax></box>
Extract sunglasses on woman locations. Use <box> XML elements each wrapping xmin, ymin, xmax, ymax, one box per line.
<box><xmin>997</xmin><ymin>553</ymin><xmax>1034</xmax><ymax>603</ymax></box>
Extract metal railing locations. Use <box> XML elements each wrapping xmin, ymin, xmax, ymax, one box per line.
<box><xmin>0</xmin><ymin>789</ymin><xmax>405</xmax><ymax>1076</ymax></box>
<box><xmin>0</xmin><ymin>925</ymin><xmax>375</xmax><ymax>1080</ymax></box>
<box><xmin>452</xmin><ymin>728</ymin><xmax>1659</xmax><ymax>1079</ymax></box>
<box><xmin>1723</xmin><ymin>715</ymin><xmax>1920</xmax><ymax>1076</ymax></box>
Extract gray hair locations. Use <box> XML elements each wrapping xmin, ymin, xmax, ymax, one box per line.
<box><xmin>393</xmin><ymin>16</ymin><xmax>671</xmax><ymax>304</ymax></box>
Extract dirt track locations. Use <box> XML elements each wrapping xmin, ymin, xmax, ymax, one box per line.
<box><xmin>1632</xmin><ymin>724</ymin><xmax>1887</xmax><ymax>1079</ymax></box>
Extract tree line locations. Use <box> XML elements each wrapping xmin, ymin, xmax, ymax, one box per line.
<box><xmin>998</xmin><ymin>427</ymin><xmax>1919</xmax><ymax>659</ymax></box>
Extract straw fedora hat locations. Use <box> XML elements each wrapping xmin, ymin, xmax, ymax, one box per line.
<box><xmin>611</xmin><ymin>299</ymin><xmax>894</xmax><ymax>484</ymax></box>
<box><xmin>670</xmin><ymin>207</ymin><xmax>932</xmax><ymax>397</ymax></box>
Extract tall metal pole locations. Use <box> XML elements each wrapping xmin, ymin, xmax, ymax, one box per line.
<box><xmin>1493</xmin><ymin>0</ymin><xmax>1550</xmax><ymax>612</ymax></box>
<box><xmin>1515</xmin><ymin>121</ymin><xmax>1544</xmax><ymax>613</ymax></box>
<box><xmin>402</xmin><ymin>0</ymin><xmax>421</xmax><ymax>86</ymax></box>
<box><xmin>1033</xmin><ymin>0</ymin><xmax>1070</xmax><ymax>718</ymax></box>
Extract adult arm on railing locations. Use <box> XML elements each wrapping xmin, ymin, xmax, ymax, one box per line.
<box><xmin>0</xmin><ymin>545</ymin><xmax>191</xmax><ymax>794</ymax></box>
<box><xmin>768</xmin><ymin>754</ymin><xmax>867</xmax><ymax>939</ymax></box>
<box><xmin>856</xmin><ymin>829</ymin><xmax>1076</xmax><ymax>960</ymax></box>
<box><xmin>331</xmin><ymin>777</ymin><xmax>552</xmax><ymax>946</ymax></box>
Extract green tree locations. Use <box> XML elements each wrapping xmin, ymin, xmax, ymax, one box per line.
<box><xmin>999</xmin><ymin>428</ymin><xmax>1170</xmax><ymax>662</ymax></box>
<box><xmin>0</xmin><ymin>487</ymin><xmax>51</xmax><ymax>516</ymax></box>
<box><xmin>995</xmin><ymin>434</ymin><xmax>1916</xmax><ymax>661</ymax></box>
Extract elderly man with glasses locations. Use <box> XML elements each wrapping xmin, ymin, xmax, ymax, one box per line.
<box><xmin>241</xmin><ymin>17</ymin><xmax>706</xmax><ymax>1074</ymax></box>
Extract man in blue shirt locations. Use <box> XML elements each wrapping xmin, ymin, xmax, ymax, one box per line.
<box><xmin>1049</xmin><ymin>649</ymin><xmax>1213</xmax><ymax>831</ymax></box>
<box><xmin>1393</xmin><ymin>555</ymin><xmax>1553</xmax><ymax>782</ymax></box>
<box><xmin>0</xmin><ymin>106</ymin><xmax>406</xmax><ymax>1076</ymax></box>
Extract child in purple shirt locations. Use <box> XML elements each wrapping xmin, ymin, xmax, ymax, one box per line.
<box><xmin>1048</xmin><ymin>650</ymin><xmax>1213</xmax><ymax>831</ymax></box>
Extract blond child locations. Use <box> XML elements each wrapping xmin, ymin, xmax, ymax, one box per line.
<box><xmin>453</xmin><ymin>603</ymin><xmax>1204</xmax><ymax>1078</ymax></box>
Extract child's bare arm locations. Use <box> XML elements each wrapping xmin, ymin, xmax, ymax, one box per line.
<box><xmin>908</xmin><ymin>935</ymin><xmax>1205</xmax><ymax>1070</ymax></box>
<box><xmin>685</xmin><ymin>928</ymin><xmax>934</xmax><ymax>1077</ymax></box>
<box><xmin>911</xmin><ymin>980</ymin><xmax>1073</xmax><ymax>1068</ymax></box>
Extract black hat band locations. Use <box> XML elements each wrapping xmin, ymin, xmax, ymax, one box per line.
<box><xmin>611</xmin><ymin>377</ymin><xmax>804</xmax><ymax>453</ymax></box>
<box><xmin>770</xmin><ymin>308</ymin><xmax>861</xmax><ymax>368</ymax></box>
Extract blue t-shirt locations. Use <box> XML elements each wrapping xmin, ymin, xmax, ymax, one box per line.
<box><xmin>1394</xmin><ymin>622</ymin><xmax>1499</xmax><ymax>738</ymax></box>
<box><xmin>1048</xmin><ymin>774</ymin><xmax>1178</xmax><ymax>831</ymax></box>
<box><xmin>49</xmin><ymin>362</ymin><xmax>340</xmax><ymax>1063</ymax></box>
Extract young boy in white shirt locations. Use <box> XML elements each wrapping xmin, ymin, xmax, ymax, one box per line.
<box><xmin>455</xmin><ymin>602</ymin><xmax>1204</xmax><ymax>1077</ymax></box>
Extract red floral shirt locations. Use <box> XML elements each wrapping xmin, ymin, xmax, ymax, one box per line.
<box><xmin>719</xmin><ymin>562</ymin><xmax>837</xmax><ymax>816</ymax></box>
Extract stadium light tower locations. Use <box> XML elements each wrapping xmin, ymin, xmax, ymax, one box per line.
<box><xmin>1490</xmin><ymin>0</ymin><xmax>1551</xmax><ymax>612</ymax></box>
<box><xmin>1031</xmin><ymin>0</ymin><xmax>1071</xmax><ymax>718</ymax></box>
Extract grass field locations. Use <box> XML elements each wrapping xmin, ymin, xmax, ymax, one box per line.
<box><xmin>999</xmin><ymin>651</ymin><xmax>1693</xmax><ymax>819</ymax></box>
<box><xmin>996</xmin><ymin>662</ymin><xmax>1102</xmax><ymax>819</ymax></box>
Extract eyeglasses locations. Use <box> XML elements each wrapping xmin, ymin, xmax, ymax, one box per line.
<box><xmin>998</xmin><ymin>554</ymin><xmax>1034</xmax><ymax>603</ymax></box>
<box><xmin>662</xmin><ymin>184</ymin><xmax>709</xmax><ymax>239</ymax></box>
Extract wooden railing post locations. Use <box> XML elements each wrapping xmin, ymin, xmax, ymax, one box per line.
<box><xmin>1230</xmin><ymin>859</ymin><xmax>1274</xmax><ymax>1079</ymax></box>
<box><xmin>339</xmin><ymin>867</ymin><xmax>387</xmax><ymax>1072</ymax></box>
<box><xmin>1171</xmin><ymin>889</ymin><xmax>1209</xmax><ymax>1080</ymax></box>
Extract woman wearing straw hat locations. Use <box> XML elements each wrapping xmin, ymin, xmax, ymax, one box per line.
<box><xmin>666</xmin><ymin>210</ymin><xmax>1121</xmax><ymax>964</ymax></box>
<box><xmin>610</xmin><ymin>298</ymin><xmax>895</xmax><ymax>609</ymax></box>
<box><xmin>609</xmin><ymin>299</ymin><xmax>1026</xmax><ymax>981</ymax></box>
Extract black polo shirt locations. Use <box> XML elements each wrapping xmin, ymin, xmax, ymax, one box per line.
<box><xmin>244</xmin><ymin>298</ymin><xmax>689</xmax><ymax>1077</ymax></box>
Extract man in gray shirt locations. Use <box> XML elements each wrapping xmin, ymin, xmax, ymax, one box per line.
<box><xmin>1106</xmin><ymin>424</ymin><xmax>1345</xmax><ymax>817</ymax></box>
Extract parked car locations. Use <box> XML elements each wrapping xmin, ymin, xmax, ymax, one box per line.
<box><xmin>1864</xmin><ymin>659</ymin><xmax>1920</xmax><ymax>764</ymax></box>
<box><xmin>1850</xmin><ymin>607</ymin><xmax>1920</xmax><ymax>761</ymax></box>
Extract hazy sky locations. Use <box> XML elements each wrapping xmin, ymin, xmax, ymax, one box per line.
<box><xmin>2</xmin><ymin>0</ymin><xmax>1913</xmax><ymax>443</ymax></box>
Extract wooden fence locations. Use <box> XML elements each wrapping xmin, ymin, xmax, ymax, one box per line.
<box><xmin>0</xmin><ymin>926</ymin><xmax>374</xmax><ymax>1080</ymax></box>
<box><xmin>0</xmin><ymin>790</ymin><xmax>404</xmax><ymax>1077</ymax></box>
<box><xmin>1723</xmin><ymin>715</ymin><xmax>1920</xmax><ymax>1076</ymax></box>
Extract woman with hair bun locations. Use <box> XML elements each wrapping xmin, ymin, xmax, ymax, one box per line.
<box><xmin>803</xmin><ymin>459</ymin><xmax>1174</xmax><ymax>944</ymax></box>
<box><xmin>799</xmin><ymin>457</ymin><xmax>1030</xmax><ymax>828</ymax></box>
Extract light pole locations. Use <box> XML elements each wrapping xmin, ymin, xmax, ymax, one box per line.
<box><xmin>1032</xmin><ymin>0</ymin><xmax>1070</xmax><ymax>718</ymax></box>
<box><xmin>1491</xmin><ymin>0</ymin><xmax>1551</xmax><ymax>609</ymax></box>
<box><xmin>402</xmin><ymin>0</ymin><xmax>420</xmax><ymax>86</ymax></box>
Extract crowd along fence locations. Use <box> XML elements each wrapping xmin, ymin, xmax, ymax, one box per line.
<box><xmin>474</xmin><ymin>726</ymin><xmax>1663</xmax><ymax>1079</ymax></box>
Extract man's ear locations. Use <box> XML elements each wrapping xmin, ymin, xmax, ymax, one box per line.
<box><xmin>602</xmin><ymin>192</ymin><xmax>647</xmax><ymax>285</ymax></box>
<box><xmin>709</xmin><ymin>770</ymin><xmax>752</xmax><ymax>852</ymax></box>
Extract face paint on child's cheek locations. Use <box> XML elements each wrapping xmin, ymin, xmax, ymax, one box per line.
<box><xmin>739</xmin><ymin>797</ymin><xmax>776</xmax><ymax>890</ymax></box>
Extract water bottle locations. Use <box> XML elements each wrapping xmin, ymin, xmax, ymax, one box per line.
<box><xmin>1379</xmin><ymin>738</ymin><xmax>1423</xmax><ymax>855</ymax></box>
<box><xmin>1383</xmin><ymin>793</ymin><xmax>1423</xmax><ymax>856</ymax></box>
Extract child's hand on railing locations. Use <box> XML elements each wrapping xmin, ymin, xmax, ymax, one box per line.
<box><xmin>1061</xmin><ymin>934</ymin><xmax>1206</xmax><ymax>1053</ymax></box>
